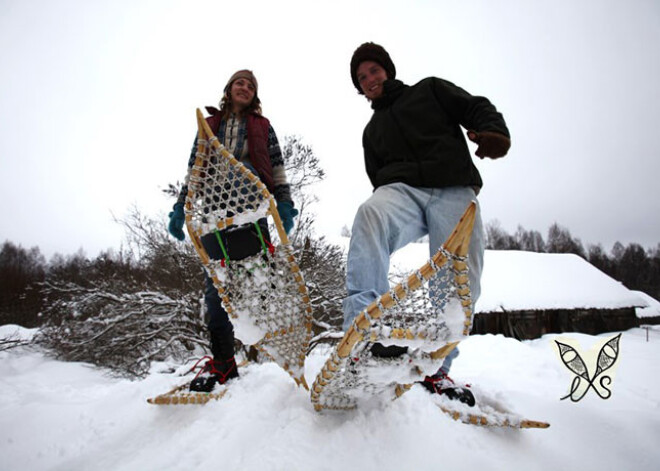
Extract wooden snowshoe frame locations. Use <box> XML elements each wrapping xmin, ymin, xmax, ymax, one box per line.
<box><xmin>311</xmin><ymin>202</ymin><xmax>478</xmax><ymax>411</ymax></box>
<box><xmin>310</xmin><ymin>202</ymin><xmax>550</xmax><ymax>428</ymax></box>
<box><xmin>147</xmin><ymin>380</ymin><xmax>229</xmax><ymax>405</ymax></box>
<box><xmin>437</xmin><ymin>405</ymin><xmax>550</xmax><ymax>429</ymax></box>
<box><xmin>183</xmin><ymin>108</ymin><xmax>312</xmax><ymax>390</ymax></box>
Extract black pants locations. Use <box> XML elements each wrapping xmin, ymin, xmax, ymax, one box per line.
<box><xmin>200</xmin><ymin>220</ymin><xmax>270</xmax><ymax>360</ymax></box>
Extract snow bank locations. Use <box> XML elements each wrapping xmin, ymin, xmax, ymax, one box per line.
<box><xmin>2</xmin><ymin>328</ymin><xmax>660</xmax><ymax>470</ymax></box>
<box><xmin>0</xmin><ymin>324</ymin><xmax>38</xmax><ymax>341</ymax></box>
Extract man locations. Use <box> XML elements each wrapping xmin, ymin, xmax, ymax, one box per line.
<box><xmin>345</xmin><ymin>42</ymin><xmax>510</xmax><ymax>401</ymax></box>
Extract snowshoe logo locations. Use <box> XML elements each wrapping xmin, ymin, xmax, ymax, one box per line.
<box><xmin>554</xmin><ymin>334</ymin><xmax>622</xmax><ymax>402</ymax></box>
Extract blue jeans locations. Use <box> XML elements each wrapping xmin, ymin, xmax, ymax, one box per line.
<box><xmin>342</xmin><ymin>183</ymin><xmax>485</xmax><ymax>373</ymax></box>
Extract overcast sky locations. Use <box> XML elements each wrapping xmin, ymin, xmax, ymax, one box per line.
<box><xmin>1</xmin><ymin>0</ymin><xmax>659</xmax><ymax>258</ymax></box>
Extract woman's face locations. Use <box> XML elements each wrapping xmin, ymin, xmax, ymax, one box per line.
<box><xmin>229</xmin><ymin>78</ymin><xmax>256</xmax><ymax>112</ymax></box>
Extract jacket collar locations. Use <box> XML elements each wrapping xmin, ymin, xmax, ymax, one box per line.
<box><xmin>371</xmin><ymin>79</ymin><xmax>407</xmax><ymax>110</ymax></box>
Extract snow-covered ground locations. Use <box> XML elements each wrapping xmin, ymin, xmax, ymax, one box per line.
<box><xmin>2</xmin><ymin>324</ymin><xmax>659</xmax><ymax>471</ymax></box>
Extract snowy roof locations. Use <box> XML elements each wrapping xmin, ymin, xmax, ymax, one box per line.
<box><xmin>633</xmin><ymin>290</ymin><xmax>660</xmax><ymax>319</ymax></box>
<box><xmin>389</xmin><ymin>243</ymin><xmax>646</xmax><ymax>312</ymax></box>
<box><xmin>474</xmin><ymin>251</ymin><xmax>646</xmax><ymax>312</ymax></box>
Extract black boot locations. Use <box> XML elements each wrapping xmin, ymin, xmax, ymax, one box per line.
<box><xmin>420</xmin><ymin>372</ymin><xmax>475</xmax><ymax>407</ymax></box>
<box><xmin>189</xmin><ymin>356</ymin><xmax>239</xmax><ymax>392</ymax></box>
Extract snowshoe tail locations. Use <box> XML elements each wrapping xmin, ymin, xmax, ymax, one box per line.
<box><xmin>147</xmin><ymin>358</ymin><xmax>246</xmax><ymax>406</ymax></box>
<box><xmin>147</xmin><ymin>387</ymin><xmax>229</xmax><ymax>405</ymax></box>
<box><xmin>437</xmin><ymin>404</ymin><xmax>550</xmax><ymax>429</ymax></box>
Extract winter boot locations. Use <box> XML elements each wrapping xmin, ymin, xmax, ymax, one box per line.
<box><xmin>420</xmin><ymin>371</ymin><xmax>476</xmax><ymax>407</ymax></box>
<box><xmin>189</xmin><ymin>356</ymin><xmax>239</xmax><ymax>392</ymax></box>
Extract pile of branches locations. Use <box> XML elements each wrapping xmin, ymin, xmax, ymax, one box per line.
<box><xmin>0</xmin><ymin>335</ymin><xmax>30</xmax><ymax>352</ymax></box>
<box><xmin>34</xmin><ymin>282</ymin><xmax>205</xmax><ymax>378</ymax></box>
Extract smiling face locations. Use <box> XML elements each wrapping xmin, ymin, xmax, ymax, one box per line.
<box><xmin>229</xmin><ymin>78</ymin><xmax>256</xmax><ymax>113</ymax></box>
<box><xmin>356</xmin><ymin>60</ymin><xmax>389</xmax><ymax>100</ymax></box>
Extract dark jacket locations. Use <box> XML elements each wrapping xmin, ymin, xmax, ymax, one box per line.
<box><xmin>363</xmin><ymin>78</ymin><xmax>509</xmax><ymax>191</ymax></box>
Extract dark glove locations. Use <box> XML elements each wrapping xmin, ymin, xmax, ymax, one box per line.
<box><xmin>277</xmin><ymin>201</ymin><xmax>299</xmax><ymax>235</ymax></box>
<box><xmin>467</xmin><ymin>130</ymin><xmax>510</xmax><ymax>159</ymax></box>
<box><xmin>168</xmin><ymin>203</ymin><xmax>186</xmax><ymax>241</ymax></box>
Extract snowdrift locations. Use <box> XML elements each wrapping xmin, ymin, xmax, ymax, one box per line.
<box><xmin>2</xmin><ymin>324</ymin><xmax>659</xmax><ymax>471</ymax></box>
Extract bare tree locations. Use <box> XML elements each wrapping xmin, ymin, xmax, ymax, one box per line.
<box><xmin>515</xmin><ymin>226</ymin><xmax>546</xmax><ymax>252</ymax></box>
<box><xmin>33</xmin><ymin>207</ymin><xmax>208</xmax><ymax>378</ymax></box>
<box><xmin>0</xmin><ymin>241</ymin><xmax>46</xmax><ymax>327</ymax></box>
<box><xmin>485</xmin><ymin>220</ymin><xmax>518</xmax><ymax>250</ymax></box>
<box><xmin>546</xmin><ymin>223</ymin><xmax>586</xmax><ymax>258</ymax></box>
<box><xmin>297</xmin><ymin>237</ymin><xmax>346</xmax><ymax>349</ymax></box>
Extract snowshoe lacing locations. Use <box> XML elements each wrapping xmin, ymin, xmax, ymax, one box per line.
<box><xmin>186</xmin><ymin>117</ymin><xmax>313</xmax><ymax>390</ymax></box>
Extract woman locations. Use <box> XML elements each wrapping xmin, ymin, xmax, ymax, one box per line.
<box><xmin>168</xmin><ymin>69</ymin><xmax>298</xmax><ymax>392</ymax></box>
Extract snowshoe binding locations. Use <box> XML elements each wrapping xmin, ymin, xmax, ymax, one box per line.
<box><xmin>189</xmin><ymin>356</ymin><xmax>238</xmax><ymax>392</ymax></box>
<box><xmin>370</xmin><ymin>342</ymin><xmax>408</xmax><ymax>358</ymax></box>
<box><xmin>420</xmin><ymin>371</ymin><xmax>476</xmax><ymax>407</ymax></box>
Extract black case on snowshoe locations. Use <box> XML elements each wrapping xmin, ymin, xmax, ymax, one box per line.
<box><xmin>201</xmin><ymin>219</ymin><xmax>271</xmax><ymax>262</ymax></box>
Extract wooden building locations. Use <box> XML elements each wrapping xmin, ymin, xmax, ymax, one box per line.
<box><xmin>470</xmin><ymin>251</ymin><xmax>646</xmax><ymax>340</ymax></box>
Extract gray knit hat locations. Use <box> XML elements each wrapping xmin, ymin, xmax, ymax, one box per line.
<box><xmin>224</xmin><ymin>69</ymin><xmax>258</xmax><ymax>94</ymax></box>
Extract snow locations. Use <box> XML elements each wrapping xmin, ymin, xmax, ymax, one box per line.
<box><xmin>2</xmin><ymin>323</ymin><xmax>660</xmax><ymax>471</ymax></box>
<box><xmin>477</xmin><ymin>251</ymin><xmax>646</xmax><ymax>312</ymax></box>
<box><xmin>634</xmin><ymin>290</ymin><xmax>660</xmax><ymax>320</ymax></box>
<box><xmin>2</xmin><ymin>238</ymin><xmax>659</xmax><ymax>470</ymax></box>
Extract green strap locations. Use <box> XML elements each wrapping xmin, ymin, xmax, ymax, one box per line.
<box><xmin>214</xmin><ymin>230</ymin><xmax>230</xmax><ymax>266</ymax></box>
<box><xmin>253</xmin><ymin>222</ymin><xmax>269</xmax><ymax>256</ymax></box>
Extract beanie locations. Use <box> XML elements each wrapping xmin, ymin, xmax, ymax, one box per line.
<box><xmin>224</xmin><ymin>69</ymin><xmax>258</xmax><ymax>95</ymax></box>
<box><xmin>350</xmin><ymin>42</ymin><xmax>396</xmax><ymax>94</ymax></box>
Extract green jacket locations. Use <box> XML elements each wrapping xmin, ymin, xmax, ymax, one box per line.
<box><xmin>363</xmin><ymin>78</ymin><xmax>510</xmax><ymax>192</ymax></box>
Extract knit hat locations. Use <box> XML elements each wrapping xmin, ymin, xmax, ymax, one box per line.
<box><xmin>350</xmin><ymin>42</ymin><xmax>396</xmax><ymax>94</ymax></box>
<box><xmin>224</xmin><ymin>69</ymin><xmax>258</xmax><ymax>95</ymax></box>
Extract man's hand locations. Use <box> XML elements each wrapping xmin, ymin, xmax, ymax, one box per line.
<box><xmin>467</xmin><ymin>130</ymin><xmax>510</xmax><ymax>159</ymax></box>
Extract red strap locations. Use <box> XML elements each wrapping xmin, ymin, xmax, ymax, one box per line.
<box><xmin>189</xmin><ymin>355</ymin><xmax>213</xmax><ymax>377</ymax></box>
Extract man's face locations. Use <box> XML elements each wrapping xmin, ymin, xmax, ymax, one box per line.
<box><xmin>356</xmin><ymin>61</ymin><xmax>388</xmax><ymax>100</ymax></box>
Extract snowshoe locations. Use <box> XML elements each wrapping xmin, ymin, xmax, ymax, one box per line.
<box><xmin>189</xmin><ymin>356</ymin><xmax>238</xmax><ymax>392</ymax></box>
<box><xmin>420</xmin><ymin>372</ymin><xmax>476</xmax><ymax>407</ymax></box>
